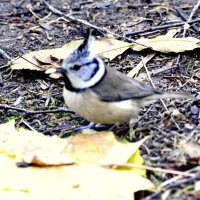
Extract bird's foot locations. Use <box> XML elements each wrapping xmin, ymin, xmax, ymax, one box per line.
<box><xmin>74</xmin><ymin>122</ymin><xmax>113</xmax><ymax>132</ymax></box>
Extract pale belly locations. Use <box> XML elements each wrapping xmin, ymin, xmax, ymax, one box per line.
<box><xmin>63</xmin><ymin>88</ymin><xmax>140</xmax><ymax>124</ymax></box>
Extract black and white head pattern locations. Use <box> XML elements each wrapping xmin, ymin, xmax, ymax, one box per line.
<box><xmin>61</xmin><ymin>33</ymin><xmax>106</xmax><ymax>90</ymax></box>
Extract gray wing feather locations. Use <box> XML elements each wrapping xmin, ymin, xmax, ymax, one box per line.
<box><xmin>92</xmin><ymin>67</ymin><xmax>163</xmax><ymax>102</ymax></box>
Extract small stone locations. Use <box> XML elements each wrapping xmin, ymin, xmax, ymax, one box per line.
<box><xmin>185</xmin><ymin>123</ymin><xmax>193</xmax><ymax>130</ymax></box>
<box><xmin>171</xmin><ymin>109</ymin><xmax>185</xmax><ymax>119</ymax></box>
<box><xmin>190</xmin><ymin>105</ymin><xmax>199</xmax><ymax>115</ymax></box>
<box><xmin>171</xmin><ymin>109</ymin><xmax>181</xmax><ymax>116</ymax></box>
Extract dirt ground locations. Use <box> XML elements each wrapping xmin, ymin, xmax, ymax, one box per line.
<box><xmin>0</xmin><ymin>0</ymin><xmax>200</xmax><ymax>199</ymax></box>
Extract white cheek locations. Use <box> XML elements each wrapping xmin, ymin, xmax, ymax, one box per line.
<box><xmin>79</xmin><ymin>66</ymin><xmax>92</xmax><ymax>80</ymax></box>
<box><xmin>68</xmin><ymin>58</ymin><xmax>105</xmax><ymax>89</ymax></box>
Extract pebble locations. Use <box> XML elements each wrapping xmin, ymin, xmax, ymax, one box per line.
<box><xmin>185</xmin><ymin>123</ymin><xmax>193</xmax><ymax>130</ymax></box>
<box><xmin>190</xmin><ymin>105</ymin><xmax>199</xmax><ymax>115</ymax></box>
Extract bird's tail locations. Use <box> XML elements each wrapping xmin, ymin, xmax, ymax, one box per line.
<box><xmin>142</xmin><ymin>92</ymin><xmax>193</xmax><ymax>105</ymax></box>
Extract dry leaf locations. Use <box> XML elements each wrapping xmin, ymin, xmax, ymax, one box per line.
<box><xmin>11</xmin><ymin>37</ymin><xmax>129</xmax><ymax>73</ymax></box>
<box><xmin>0</xmin><ymin>156</ymin><xmax>154</xmax><ymax>200</ymax></box>
<box><xmin>127</xmin><ymin>29</ymin><xmax>178</xmax><ymax>77</ymax></box>
<box><xmin>133</xmin><ymin>36</ymin><xmax>200</xmax><ymax>53</ymax></box>
<box><xmin>0</xmin><ymin>121</ymin><xmax>148</xmax><ymax>167</ymax></box>
<box><xmin>11</xmin><ymin>51</ymin><xmax>44</xmax><ymax>71</ymax></box>
<box><xmin>93</xmin><ymin>35</ymin><xmax>130</xmax><ymax>60</ymax></box>
<box><xmin>11</xmin><ymin>32</ymin><xmax>200</xmax><ymax>74</ymax></box>
<box><xmin>127</xmin><ymin>53</ymin><xmax>156</xmax><ymax>77</ymax></box>
<box><xmin>65</xmin><ymin>131</ymin><xmax>148</xmax><ymax>166</ymax></box>
<box><xmin>181</xmin><ymin>142</ymin><xmax>200</xmax><ymax>164</ymax></box>
<box><xmin>0</xmin><ymin>121</ymin><xmax>154</xmax><ymax>199</ymax></box>
<box><xmin>0</xmin><ymin>120</ymin><xmax>74</xmax><ymax>165</ymax></box>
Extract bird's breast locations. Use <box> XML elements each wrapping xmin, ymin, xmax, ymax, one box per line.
<box><xmin>63</xmin><ymin>87</ymin><xmax>140</xmax><ymax>124</ymax></box>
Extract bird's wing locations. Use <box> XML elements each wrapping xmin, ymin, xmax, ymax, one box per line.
<box><xmin>92</xmin><ymin>67</ymin><xmax>163</xmax><ymax>102</ymax></box>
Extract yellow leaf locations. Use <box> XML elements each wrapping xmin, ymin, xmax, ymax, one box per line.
<box><xmin>127</xmin><ymin>29</ymin><xmax>178</xmax><ymax>77</ymax></box>
<box><xmin>127</xmin><ymin>150</ymin><xmax>146</xmax><ymax>176</ymax></box>
<box><xmin>66</xmin><ymin>131</ymin><xmax>148</xmax><ymax>168</ymax></box>
<box><xmin>0</xmin><ymin>122</ymin><xmax>154</xmax><ymax>199</ymax></box>
<box><xmin>0</xmin><ymin>121</ymin><xmax>74</xmax><ymax>165</ymax></box>
<box><xmin>93</xmin><ymin>35</ymin><xmax>130</xmax><ymax>60</ymax></box>
<box><xmin>127</xmin><ymin>53</ymin><xmax>156</xmax><ymax>77</ymax></box>
<box><xmin>0</xmin><ymin>156</ymin><xmax>154</xmax><ymax>200</ymax></box>
<box><xmin>11</xmin><ymin>36</ymin><xmax>130</xmax><ymax>72</ymax></box>
<box><xmin>133</xmin><ymin>36</ymin><xmax>200</xmax><ymax>53</ymax></box>
<box><xmin>56</xmin><ymin>36</ymin><xmax>130</xmax><ymax>61</ymax></box>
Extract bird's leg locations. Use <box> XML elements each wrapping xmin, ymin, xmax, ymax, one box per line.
<box><xmin>74</xmin><ymin>122</ymin><xmax>113</xmax><ymax>131</ymax></box>
<box><xmin>73</xmin><ymin>122</ymin><xmax>95</xmax><ymax>131</ymax></box>
<box><xmin>128</xmin><ymin>118</ymin><xmax>139</xmax><ymax>141</ymax></box>
<box><xmin>129</xmin><ymin>118</ymin><xmax>138</xmax><ymax>127</ymax></box>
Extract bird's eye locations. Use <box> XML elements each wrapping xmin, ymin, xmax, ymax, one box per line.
<box><xmin>72</xmin><ymin>65</ymin><xmax>81</xmax><ymax>71</ymax></box>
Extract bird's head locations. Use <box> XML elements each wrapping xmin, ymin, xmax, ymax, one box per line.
<box><xmin>47</xmin><ymin>32</ymin><xmax>106</xmax><ymax>90</ymax></box>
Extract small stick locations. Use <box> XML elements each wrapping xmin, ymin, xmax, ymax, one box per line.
<box><xmin>105</xmin><ymin>163</ymin><xmax>195</xmax><ymax>177</ymax></box>
<box><xmin>151</xmin><ymin>65</ymin><xmax>178</xmax><ymax>76</ymax></box>
<box><xmin>143</xmin><ymin>172</ymin><xmax>200</xmax><ymax>200</ymax></box>
<box><xmin>175</xmin><ymin>0</ymin><xmax>200</xmax><ymax>79</ymax></box>
<box><xmin>175</xmin><ymin>7</ymin><xmax>199</xmax><ymax>32</ymax></box>
<box><xmin>42</xmin><ymin>0</ymin><xmax>150</xmax><ymax>49</ymax></box>
<box><xmin>0</xmin><ymin>104</ymin><xmax>74</xmax><ymax>115</ymax></box>
<box><xmin>182</xmin><ymin>0</ymin><xmax>200</xmax><ymax>36</ymax></box>
<box><xmin>125</xmin><ymin>18</ymin><xmax>200</xmax><ymax>36</ymax></box>
<box><xmin>141</xmin><ymin>57</ymin><xmax>180</xmax><ymax>130</ymax></box>
<box><xmin>19</xmin><ymin>119</ymin><xmax>38</xmax><ymax>132</ymax></box>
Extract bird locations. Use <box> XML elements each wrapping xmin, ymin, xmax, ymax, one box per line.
<box><xmin>46</xmin><ymin>32</ymin><xmax>192</xmax><ymax>125</ymax></box>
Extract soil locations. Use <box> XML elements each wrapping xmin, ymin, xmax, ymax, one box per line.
<box><xmin>0</xmin><ymin>0</ymin><xmax>200</xmax><ymax>199</ymax></box>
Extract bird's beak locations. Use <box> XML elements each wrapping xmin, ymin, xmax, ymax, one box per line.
<box><xmin>45</xmin><ymin>66</ymin><xmax>66</xmax><ymax>74</ymax></box>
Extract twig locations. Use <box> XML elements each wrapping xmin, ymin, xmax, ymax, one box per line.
<box><xmin>151</xmin><ymin>65</ymin><xmax>178</xmax><ymax>76</ymax></box>
<box><xmin>175</xmin><ymin>0</ymin><xmax>200</xmax><ymax>79</ymax></box>
<box><xmin>125</xmin><ymin>18</ymin><xmax>200</xmax><ymax>36</ymax></box>
<box><xmin>0</xmin><ymin>104</ymin><xmax>74</xmax><ymax>115</ymax></box>
<box><xmin>42</xmin><ymin>0</ymin><xmax>150</xmax><ymax>49</ymax></box>
<box><xmin>143</xmin><ymin>172</ymin><xmax>200</xmax><ymax>200</ymax></box>
<box><xmin>20</xmin><ymin>119</ymin><xmax>38</xmax><ymax>132</ymax></box>
<box><xmin>183</xmin><ymin>0</ymin><xmax>200</xmax><ymax>37</ymax></box>
<box><xmin>160</xmin><ymin>167</ymin><xmax>200</xmax><ymax>188</ymax></box>
<box><xmin>165</xmin><ymin>173</ymin><xmax>200</xmax><ymax>188</ymax></box>
<box><xmin>105</xmin><ymin>163</ymin><xmax>195</xmax><ymax>177</ymax></box>
<box><xmin>175</xmin><ymin>7</ymin><xmax>199</xmax><ymax>32</ymax></box>
<box><xmin>27</xmin><ymin>4</ymin><xmax>43</xmax><ymax>20</ymax></box>
<box><xmin>12</xmin><ymin>0</ymin><xmax>26</xmax><ymax>8</ymax></box>
<box><xmin>8</xmin><ymin>49</ymin><xmax>45</xmax><ymax>69</ymax></box>
<box><xmin>126</xmin><ymin>3</ymin><xmax>166</xmax><ymax>8</ymax></box>
<box><xmin>141</xmin><ymin>57</ymin><xmax>180</xmax><ymax>130</ymax></box>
